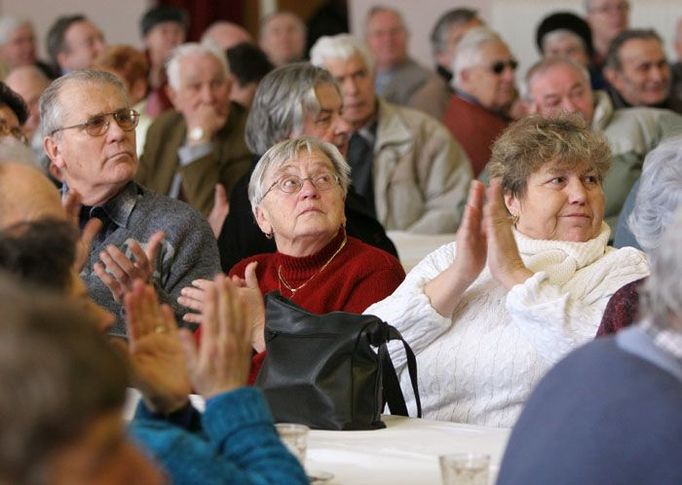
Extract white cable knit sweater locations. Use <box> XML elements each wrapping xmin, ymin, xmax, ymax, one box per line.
<box><xmin>365</xmin><ymin>224</ymin><xmax>649</xmax><ymax>427</ymax></box>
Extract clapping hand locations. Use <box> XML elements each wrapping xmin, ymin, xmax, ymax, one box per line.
<box><xmin>124</xmin><ymin>280</ymin><xmax>192</xmax><ymax>414</ymax></box>
<box><xmin>178</xmin><ymin>274</ymin><xmax>252</xmax><ymax>399</ymax></box>
<box><xmin>94</xmin><ymin>231</ymin><xmax>165</xmax><ymax>303</ymax></box>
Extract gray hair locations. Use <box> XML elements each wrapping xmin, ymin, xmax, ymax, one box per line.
<box><xmin>430</xmin><ymin>8</ymin><xmax>479</xmax><ymax>56</ymax></box>
<box><xmin>605</xmin><ymin>29</ymin><xmax>663</xmax><ymax>71</ymax></box>
<box><xmin>245</xmin><ymin>62</ymin><xmax>338</xmax><ymax>154</ymax></box>
<box><xmin>523</xmin><ymin>57</ymin><xmax>591</xmax><ymax>101</ymax></box>
<box><xmin>166</xmin><ymin>42</ymin><xmax>229</xmax><ymax>90</ymax></box>
<box><xmin>310</xmin><ymin>33</ymin><xmax>375</xmax><ymax>72</ymax></box>
<box><xmin>248</xmin><ymin>136</ymin><xmax>351</xmax><ymax>214</ymax></box>
<box><xmin>452</xmin><ymin>27</ymin><xmax>504</xmax><ymax>89</ymax></box>
<box><xmin>0</xmin><ymin>17</ymin><xmax>29</xmax><ymax>45</ymax></box>
<box><xmin>640</xmin><ymin>205</ymin><xmax>682</xmax><ymax>327</ymax></box>
<box><xmin>39</xmin><ymin>69</ymin><xmax>129</xmax><ymax>138</ymax></box>
<box><xmin>628</xmin><ymin>137</ymin><xmax>682</xmax><ymax>256</ymax></box>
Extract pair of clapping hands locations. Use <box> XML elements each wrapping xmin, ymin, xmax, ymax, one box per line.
<box><xmin>123</xmin><ymin>275</ymin><xmax>251</xmax><ymax>414</ymax></box>
<box><xmin>178</xmin><ymin>262</ymin><xmax>268</xmax><ymax>353</ymax></box>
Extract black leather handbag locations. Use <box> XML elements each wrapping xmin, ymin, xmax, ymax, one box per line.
<box><xmin>255</xmin><ymin>292</ymin><xmax>421</xmax><ymax>430</ymax></box>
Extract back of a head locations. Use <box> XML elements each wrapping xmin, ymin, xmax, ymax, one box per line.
<box><xmin>245</xmin><ymin>62</ymin><xmax>336</xmax><ymax>154</ymax></box>
<box><xmin>0</xmin><ymin>275</ymin><xmax>128</xmax><ymax>484</ymax></box>
<box><xmin>227</xmin><ymin>42</ymin><xmax>273</xmax><ymax>86</ymax></box>
<box><xmin>0</xmin><ymin>163</ymin><xmax>64</xmax><ymax>229</ymax></box>
<box><xmin>628</xmin><ymin>137</ymin><xmax>682</xmax><ymax>255</ymax></box>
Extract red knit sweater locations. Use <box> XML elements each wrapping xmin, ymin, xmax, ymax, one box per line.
<box><xmin>442</xmin><ymin>94</ymin><xmax>510</xmax><ymax>177</ymax></box>
<box><xmin>228</xmin><ymin>229</ymin><xmax>406</xmax><ymax>382</ymax></box>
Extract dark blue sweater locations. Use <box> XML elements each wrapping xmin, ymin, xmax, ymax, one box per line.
<box><xmin>497</xmin><ymin>327</ymin><xmax>682</xmax><ymax>485</ymax></box>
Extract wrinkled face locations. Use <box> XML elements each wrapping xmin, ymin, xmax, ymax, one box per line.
<box><xmin>435</xmin><ymin>19</ymin><xmax>482</xmax><ymax>70</ymax></box>
<box><xmin>48</xmin><ymin>410</ymin><xmax>166</xmax><ymax>485</ymax></box>
<box><xmin>460</xmin><ymin>41</ymin><xmax>518</xmax><ymax>112</ymax></box>
<box><xmin>608</xmin><ymin>38</ymin><xmax>670</xmax><ymax>106</ymax></box>
<box><xmin>167</xmin><ymin>53</ymin><xmax>231</xmax><ymax>122</ymax></box>
<box><xmin>299</xmin><ymin>83</ymin><xmax>350</xmax><ymax>156</ymax></box>
<box><xmin>45</xmin><ymin>82</ymin><xmax>137</xmax><ymax>206</ymax></box>
<box><xmin>528</xmin><ymin>64</ymin><xmax>595</xmax><ymax>124</ymax></box>
<box><xmin>0</xmin><ymin>23</ymin><xmax>36</xmax><ymax>67</ymax></box>
<box><xmin>586</xmin><ymin>0</ymin><xmax>629</xmax><ymax>48</ymax></box>
<box><xmin>365</xmin><ymin>10</ymin><xmax>407</xmax><ymax>69</ymax></box>
<box><xmin>543</xmin><ymin>33</ymin><xmax>590</xmax><ymax>68</ymax></box>
<box><xmin>259</xmin><ymin>13</ymin><xmax>305</xmax><ymax>66</ymax></box>
<box><xmin>255</xmin><ymin>149</ymin><xmax>346</xmax><ymax>255</ymax></box>
<box><xmin>60</xmin><ymin>20</ymin><xmax>106</xmax><ymax>71</ymax></box>
<box><xmin>322</xmin><ymin>54</ymin><xmax>376</xmax><ymax>130</ymax></box>
<box><xmin>506</xmin><ymin>160</ymin><xmax>605</xmax><ymax>242</ymax></box>
<box><xmin>144</xmin><ymin>21</ymin><xmax>186</xmax><ymax>67</ymax></box>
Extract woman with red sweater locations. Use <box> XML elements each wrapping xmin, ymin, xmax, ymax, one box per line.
<box><xmin>181</xmin><ymin>137</ymin><xmax>405</xmax><ymax>382</ymax></box>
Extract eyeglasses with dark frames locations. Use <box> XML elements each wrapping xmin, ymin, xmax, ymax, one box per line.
<box><xmin>0</xmin><ymin>119</ymin><xmax>28</xmax><ymax>145</ymax></box>
<box><xmin>260</xmin><ymin>172</ymin><xmax>340</xmax><ymax>202</ymax></box>
<box><xmin>49</xmin><ymin>108</ymin><xmax>140</xmax><ymax>137</ymax></box>
<box><xmin>490</xmin><ymin>59</ymin><xmax>519</xmax><ymax>75</ymax></box>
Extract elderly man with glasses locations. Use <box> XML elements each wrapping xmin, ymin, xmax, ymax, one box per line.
<box><xmin>41</xmin><ymin>69</ymin><xmax>220</xmax><ymax>338</ymax></box>
<box><xmin>442</xmin><ymin>27</ymin><xmax>519</xmax><ymax>177</ymax></box>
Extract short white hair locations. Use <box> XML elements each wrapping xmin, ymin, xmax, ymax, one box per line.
<box><xmin>452</xmin><ymin>26</ymin><xmax>504</xmax><ymax>89</ymax></box>
<box><xmin>0</xmin><ymin>17</ymin><xmax>30</xmax><ymax>45</ymax></box>
<box><xmin>165</xmin><ymin>42</ymin><xmax>229</xmax><ymax>90</ymax></box>
<box><xmin>309</xmin><ymin>34</ymin><xmax>375</xmax><ymax>72</ymax></box>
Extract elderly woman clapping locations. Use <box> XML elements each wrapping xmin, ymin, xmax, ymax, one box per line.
<box><xmin>182</xmin><ymin>137</ymin><xmax>405</xmax><ymax>381</ymax></box>
<box><xmin>366</xmin><ymin>114</ymin><xmax>649</xmax><ymax>427</ymax></box>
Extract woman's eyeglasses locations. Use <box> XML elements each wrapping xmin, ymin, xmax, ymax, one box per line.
<box><xmin>49</xmin><ymin>108</ymin><xmax>140</xmax><ymax>137</ymax></box>
<box><xmin>261</xmin><ymin>172</ymin><xmax>340</xmax><ymax>202</ymax></box>
<box><xmin>490</xmin><ymin>59</ymin><xmax>519</xmax><ymax>75</ymax></box>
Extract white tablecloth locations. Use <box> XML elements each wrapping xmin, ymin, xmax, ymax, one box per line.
<box><xmin>306</xmin><ymin>415</ymin><xmax>510</xmax><ymax>485</ymax></box>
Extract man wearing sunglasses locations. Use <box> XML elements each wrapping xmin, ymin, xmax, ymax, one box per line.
<box><xmin>443</xmin><ymin>26</ymin><xmax>519</xmax><ymax>177</ymax></box>
<box><xmin>41</xmin><ymin>69</ymin><xmax>220</xmax><ymax>338</ymax></box>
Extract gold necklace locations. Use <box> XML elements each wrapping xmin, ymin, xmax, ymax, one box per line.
<box><xmin>277</xmin><ymin>233</ymin><xmax>348</xmax><ymax>296</ymax></box>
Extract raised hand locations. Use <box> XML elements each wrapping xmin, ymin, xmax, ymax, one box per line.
<box><xmin>94</xmin><ymin>231</ymin><xmax>165</xmax><ymax>302</ymax></box>
<box><xmin>178</xmin><ymin>278</ymin><xmax>213</xmax><ymax>324</ymax></box>
<box><xmin>124</xmin><ymin>280</ymin><xmax>191</xmax><ymax>414</ymax></box>
<box><xmin>178</xmin><ymin>275</ymin><xmax>252</xmax><ymax>399</ymax></box>
<box><xmin>483</xmin><ymin>179</ymin><xmax>532</xmax><ymax>290</ymax></box>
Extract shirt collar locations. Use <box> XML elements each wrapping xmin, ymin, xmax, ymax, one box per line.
<box><xmin>70</xmin><ymin>181</ymin><xmax>140</xmax><ymax>230</ymax></box>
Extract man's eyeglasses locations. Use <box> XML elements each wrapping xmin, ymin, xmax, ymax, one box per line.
<box><xmin>490</xmin><ymin>59</ymin><xmax>519</xmax><ymax>75</ymax></box>
<box><xmin>49</xmin><ymin>108</ymin><xmax>140</xmax><ymax>137</ymax></box>
<box><xmin>260</xmin><ymin>172</ymin><xmax>340</xmax><ymax>202</ymax></box>
<box><xmin>0</xmin><ymin>119</ymin><xmax>28</xmax><ymax>145</ymax></box>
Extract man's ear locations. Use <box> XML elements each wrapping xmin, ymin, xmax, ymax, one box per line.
<box><xmin>254</xmin><ymin>205</ymin><xmax>273</xmax><ymax>236</ymax></box>
<box><xmin>43</xmin><ymin>136</ymin><xmax>65</xmax><ymax>169</ymax></box>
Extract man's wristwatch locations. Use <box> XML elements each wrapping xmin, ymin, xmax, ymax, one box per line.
<box><xmin>188</xmin><ymin>126</ymin><xmax>207</xmax><ymax>143</ymax></box>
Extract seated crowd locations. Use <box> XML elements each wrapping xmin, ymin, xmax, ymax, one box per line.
<box><xmin>0</xmin><ymin>1</ymin><xmax>681</xmax><ymax>483</ymax></box>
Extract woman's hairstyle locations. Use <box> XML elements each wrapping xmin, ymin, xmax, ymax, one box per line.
<box><xmin>640</xmin><ymin>205</ymin><xmax>682</xmax><ymax>327</ymax></box>
<box><xmin>488</xmin><ymin>113</ymin><xmax>611</xmax><ymax>199</ymax></box>
<box><xmin>628</xmin><ymin>137</ymin><xmax>682</xmax><ymax>256</ymax></box>
<box><xmin>245</xmin><ymin>63</ymin><xmax>338</xmax><ymax>155</ymax></box>
<box><xmin>0</xmin><ymin>276</ymin><xmax>128</xmax><ymax>484</ymax></box>
<box><xmin>310</xmin><ymin>33</ymin><xmax>375</xmax><ymax>72</ymax></box>
<box><xmin>93</xmin><ymin>44</ymin><xmax>149</xmax><ymax>89</ymax></box>
<box><xmin>248</xmin><ymin>136</ymin><xmax>351</xmax><ymax>214</ymax></box>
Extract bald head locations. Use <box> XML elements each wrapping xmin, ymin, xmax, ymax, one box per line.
<box><xmin>201</xmin><ymin>21</ymin><xmax>252</xmax><ymax>50</ymax></box>
<box><xmin>0</xmin><ymin>162</ymin><xmax>64</xmax><ymax>228</ymax></box>
<box><xmin>4</xmin><ymin>65</ymin><xmax>49</xmax><ymax>139</ymax></box>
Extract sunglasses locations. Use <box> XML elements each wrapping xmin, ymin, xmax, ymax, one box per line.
<box><xmin>490</xmin><ymin>59</ymin><xmax>519</xmax><ymax>75</ymax></box>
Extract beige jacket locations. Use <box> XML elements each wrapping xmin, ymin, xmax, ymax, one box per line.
<box><xmin>372</xmin><ymin>99</ymin><xmax>472</xmax><ymax>233</ymax></box>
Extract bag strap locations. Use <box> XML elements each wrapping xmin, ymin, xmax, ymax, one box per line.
<box><xmin>373</xmin><ymin>324</ymin><xmax>422</xmax><ymax>418</ymax></box>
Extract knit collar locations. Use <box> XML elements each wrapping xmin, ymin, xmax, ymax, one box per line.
<box><xmin>514</xmin><ymin>222</ymin><xmax>611</xmax><ymax>286</ymax></box>
<box><xmin>275</xmin><ymin>228</ymin><xmax>346</xmax><ymax>284</ymax></box>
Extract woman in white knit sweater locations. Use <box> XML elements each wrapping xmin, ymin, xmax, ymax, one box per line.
<box><xmin>366</xmin><ymin>114</ymin><xmax>649</xmax><ymax>427</ymax></box>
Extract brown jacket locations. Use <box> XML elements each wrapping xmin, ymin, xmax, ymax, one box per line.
<box><xmin>137</xmin><ymin>102</ymin><xmax>252</xmax><ymax>215</ymax></box>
